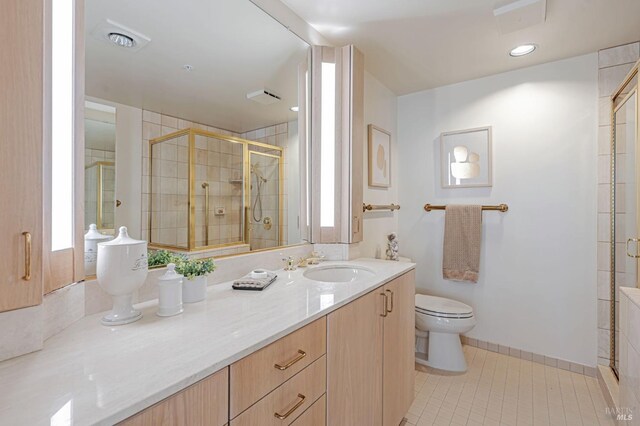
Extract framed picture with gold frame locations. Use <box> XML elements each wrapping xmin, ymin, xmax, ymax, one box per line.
<box><xmin>368</xmin><ymin>124</ymin><xmax>391</xmax><ymax>188</ymax></box>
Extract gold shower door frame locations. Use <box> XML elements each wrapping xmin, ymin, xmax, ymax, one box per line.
<box><xmin>610</xmin><ymin>59</ymin><xmax>639</xmax><ymax>377</ymax></box>
<box><xmin>148</xmin><ymin>128</ymin><xmax>284</xmax><ymax>252</ymax></box>
<box><xmin>84</xmin><ymin>160</ymin><xmax>115</xmax><ymax>230</ymax></box>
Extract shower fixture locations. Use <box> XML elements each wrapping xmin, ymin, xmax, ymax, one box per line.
<box><xmin>251</xmin><ymin>164</ymin><xmax>267</xmax><ymax>223</ymax></box>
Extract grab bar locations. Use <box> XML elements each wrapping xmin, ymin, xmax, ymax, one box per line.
<box><xmin>202</xmin><ymin>182</ymin><xmax>210</xmax><ymax>245</ymax></box>
<box><xmin>363</xmin><ymin>203</ymin><xmax>400</xmax><ymax>212</ymax></box>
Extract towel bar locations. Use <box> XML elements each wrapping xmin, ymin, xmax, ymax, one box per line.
<box><xmin>424</xmin><ymin>203</ymin><xmax>508</xmax><ymax>212</ymax></box>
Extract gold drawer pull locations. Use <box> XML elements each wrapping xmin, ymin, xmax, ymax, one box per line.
<box><xmin>274</xmin><ymin>393</ymin><xmax>306</xmax><ymax>420</ymax></box>
<box><xmin>22</xmin><ymin>232</ymin><xmax>31</xmax><ymax>281</ymax></box>
<box><xmin>380</xmin><ymin>293</ymin><xmax>388</xmax><ymax>317</ymax></box>
<box><xmin>385</xmin><ymin>289</ymin><xmax>394</xmax><ymax>313</ymax></box>
<box><xmin>274</xmin><ymin>349</ymin><xmax>306</xmax><ymax>371</ymax></box>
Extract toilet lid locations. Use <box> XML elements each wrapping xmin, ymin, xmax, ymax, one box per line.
<box><xmin>415</xmin><ymin>294</ymin><xmax>473</xmax><ymax>318</ymax></box>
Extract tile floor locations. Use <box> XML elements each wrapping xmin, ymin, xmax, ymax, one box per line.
<box><xmin>405</xmin><ymin>345</ymin><xmax>614</xmax><ymax>426</ymax></box>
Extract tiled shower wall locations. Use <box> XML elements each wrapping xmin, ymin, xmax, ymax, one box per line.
<box><xmin>140</xmin><ymin>110</ymin><xmax>293</xmax><ymax>255</ymax></box>
<box><xmin>597</xmin><ymin>42</ymin><xmax>640</xmax><ymax>366</ymax></box>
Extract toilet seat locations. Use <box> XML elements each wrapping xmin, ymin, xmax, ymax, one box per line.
<box><xmin>415</xmin><ymin>294</ymin><xmax>474</xmax><ymax>319</ymax></box>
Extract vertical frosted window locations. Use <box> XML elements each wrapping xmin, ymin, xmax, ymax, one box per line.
<box><xmin>320</xmin><ymin>62</ymin><xmax>335</xmax><ymax>227</ymax></box>
<box><xmin>51</xmin><ymin>0</ymin><xmax>74</xmax><ymax>250</ymax></box>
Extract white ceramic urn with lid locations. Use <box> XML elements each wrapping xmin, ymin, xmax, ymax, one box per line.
<box><xmin>96</xmin><ymin>226</ymin><xmax>148</xmax><ymax>326</ymax></box>
<box><xmin>84</xmin><ymin>224</ymin><xmax>112</xmax><ymax>276</ymax></box>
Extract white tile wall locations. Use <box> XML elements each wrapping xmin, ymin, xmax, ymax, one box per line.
<box><xmin>0</xmin><ymin>305</ymin><xmax>43</xmax><ymax>362</ymax></box>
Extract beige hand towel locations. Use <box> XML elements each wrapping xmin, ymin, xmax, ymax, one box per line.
<box><xmin>443</xmin><ymin>205</ymin><xmax>482</xmax><ymax>283</ymax></box>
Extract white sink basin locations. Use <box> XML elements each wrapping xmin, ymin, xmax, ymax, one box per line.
<box><xmin>303</xmin><ymin>265</ymin><xmax>375</xmax><ymax>283</ymax></box>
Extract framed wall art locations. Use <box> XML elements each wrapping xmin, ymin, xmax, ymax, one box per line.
<box><xmin>368</xmin><ymin>124</ymin><xmax>391</xmax><ymax>188</ymax></box>
<box><xmin>440</xmin><ymin>126</ymin><xmax>492</xmax><ymax>188</ymax></box>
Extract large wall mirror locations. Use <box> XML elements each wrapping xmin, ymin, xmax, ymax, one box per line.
<box><xmin>83</xmin><ymin>0</ymin><xmax>310</xmax><ymax>267</ymax></box>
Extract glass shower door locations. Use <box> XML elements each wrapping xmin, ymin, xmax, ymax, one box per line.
<box><xmin>612</xmin><ymin>70</ymin><xmax>638</xmax><ymax>375</ymax></box>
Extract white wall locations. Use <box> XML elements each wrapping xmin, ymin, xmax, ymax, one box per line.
<box><xmin>114</xmin><ymin>104</ymin><xmax>143</xmax><ymax>238</ymax></box>
<box><xmin>360</xmin><ymin>71</ymin><xmax>399</xmax><ymax>258</ymax></box>
<box><xmin>397</xmin><ymin>54</ymin><xmax>599</xmax><ymax>366</ymax></box>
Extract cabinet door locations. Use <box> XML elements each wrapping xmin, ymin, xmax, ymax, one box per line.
<box><xmin>0</xmin><ymin>0</ymin><xmax>43</xmax><ymax>312</ymax></box>
<box><xmin>383</xmin><ymin>271</ymin><xmax>415</xmax><ymax>426</ymax></box>
<box><xmin>120</xmin><ymin>367</ymin><xmax>228</xmax><ymax>426</ymax></box>
<box><xmin>327</xmin><ymin>288</ymin><xmax>384</xmax><ymax>426</ymax></box>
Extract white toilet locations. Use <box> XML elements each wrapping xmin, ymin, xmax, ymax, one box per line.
<box><xmin>415</xmin><ymin>294</ymin><xmax>476</xmax><ymax>372</ymax></box>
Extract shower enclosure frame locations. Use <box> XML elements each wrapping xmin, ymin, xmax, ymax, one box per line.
<box><xmin>148</xmin><ymin>128</ymin><xmax>284</xmax><ymax>252</ymax></box>
<box><xmin>610</xmin><ymin>59</ymin><xmax>639</xmax><ymax>378</ymax></box>
<box><xmin>85</xmin><ymin>160</ymin><xmax>115</xmax><ymax>230</ymax></box>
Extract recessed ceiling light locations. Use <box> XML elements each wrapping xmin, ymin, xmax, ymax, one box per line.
<box><xmin>108</xmin><ymin>32</ymin><xmax>136</xmax><ymax>48</ymax></box>
<box><xmin>182</xmin><ymin>64</ymin><xmax>194</xmax><ymax>71</ymax></box>
<box><xmin>290</xmin><ymin>106</ymin><xmax>299</xmax><ymax>112</ymax></box>
<box><xmin>509</xmin><ymin>44</ymin><xmax>537</xmax><ymax>57</ymax></box>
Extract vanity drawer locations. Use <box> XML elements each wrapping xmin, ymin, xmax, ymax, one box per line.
<box><xmin>290</xmin><ymin>394</ymin><xmax>326</xmax><ymax>426</ymax></box>
<box><xmin>119</xmin><ymin>367</ymin><xmax>228</xmax><ymax>426</ymax></box>
<box><xmin>230</xmin><ymin>317</ymin><xmax>326</xmax><ymax>417</ymax></box>
<box><xmin>231</xmin><ymin>355</ymin><xmax>326</xmax><ymax>426</ymax></box>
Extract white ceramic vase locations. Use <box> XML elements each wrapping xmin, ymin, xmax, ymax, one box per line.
<box><xmin>84</xmin><ymin>224</ymin><xmax>112</xmax><ymax>276</ymax></box>
<box><xmin>157</xmin><ymin>263</ymin><xmax>183</xmax><ymax>317</ymax></box>
<box><xmin>96</xmin><ymin>226</ymin><xmax>148</xmax><ymax>326</ymax></box>
<box><xmin>183</xmin><ymin>275</ymin><xmax>207</xmax><ymax>303</ymax></box>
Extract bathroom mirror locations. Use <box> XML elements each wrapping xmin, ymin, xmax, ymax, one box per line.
<box><xmin>83</xmin><ymin>0</ymin><xmax>310</xmax><ymax>263</ymax></box>
<box><xmin>610</xmin><ymin>64</ymin><xmax>638</xmax><ymax>377</ymax></box>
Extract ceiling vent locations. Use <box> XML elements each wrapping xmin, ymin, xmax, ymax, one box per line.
<box><xmin>493</xmin><ymin>0</ymin><xmax>546</xmax><ymax>34</ymax></box>
<box><xmin>90</xmin><ymin>19</ymin><xmax>151</xmax><ymax>52</ymax></box>
<box><xmin>246</xmin><ymin>89</ymin><xmax>282</xmax><ymax>105</ymax></box>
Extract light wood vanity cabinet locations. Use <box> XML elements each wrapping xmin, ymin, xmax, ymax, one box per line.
<box><xmin>327</xmin><ymin>270</ymin><xmax>415</xmax><ymax>426</ymax></box>
<box><xmin>230</xmin><ymin>317</ymin><xmax>326</xmax><ymax>417</ymax></box>
<box><xmin>231</xmin><ymin>356</ymin><xmax>326</xmax><ymax>426</ymax></box>
<box><xmin>382</xmin><ymin>270</ymin><xmax>416</xmax><ymax>426</ymax></box>
<box><xmin>122</xmin><ymin>270</ymin><xmax>414</xmax><ymax>426</ymax></box>
<box><xmin>119</xmin><ymin>367</ymin><xmax>228</xmax><ymax>426</ymax></box>
<box><xmin>0</xmin><ymin>0</ymin><xmax>44</xmax><ymax>313</ymax></box>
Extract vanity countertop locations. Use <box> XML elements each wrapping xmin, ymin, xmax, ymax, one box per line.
<box><xmin>0</xmin><ymin>258</ymin><xmax>415</xmax><ymax>426</ymax></box>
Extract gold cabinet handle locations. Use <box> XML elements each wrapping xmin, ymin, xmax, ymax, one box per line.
<box><xmin>274</xmin><ymin>393</ymin><xmax>306</xmax><ymax>420</ymax></box>
<box><xmin>274</xmin><ymin>349</ymin><xmax>306</xmax><ymax>371</ymax></box>
<box><xmin>380</xmin><ymin>293</ymin><xmax>388</xmax><ymax>317</ymax></box>
<box><xmin>385</xmin><ymin>289</ymin><xmax>394</xmax><ymax>313</ymax></box>
<box><xmin>22</xmin><ymin>232</ymin><xmax>31</xmax><ymax>281</ymax></box>
<box><xmin>627</xmin><ymin>238</ymin><xmax>640</xmax><ymax>258</ymax></box>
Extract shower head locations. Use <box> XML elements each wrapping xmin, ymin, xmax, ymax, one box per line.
<box><xmin>251</xmin><ymin>164</ymin><xmax>267</xmax><ymax>183</ymax></box>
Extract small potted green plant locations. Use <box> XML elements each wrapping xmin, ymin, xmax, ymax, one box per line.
<box><xmin>175</xmin><ymin>258</ymin><xmax>216</xmax><ymax>303</ymax></box>
<box><xmin>147</xmin><ymin>250</ymin><xmax>187</xmax><ymax>268</ymax></box>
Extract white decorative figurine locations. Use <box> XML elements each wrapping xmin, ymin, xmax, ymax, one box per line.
<box><xmin>386</xmin><ymin>232</ymin><xmax>399</xmax><ymax>261</ymax></box>
<box><xmin>96</xmin><ymin>226</ymin><xmax>148</xmax><ymax>326</ymax></box>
